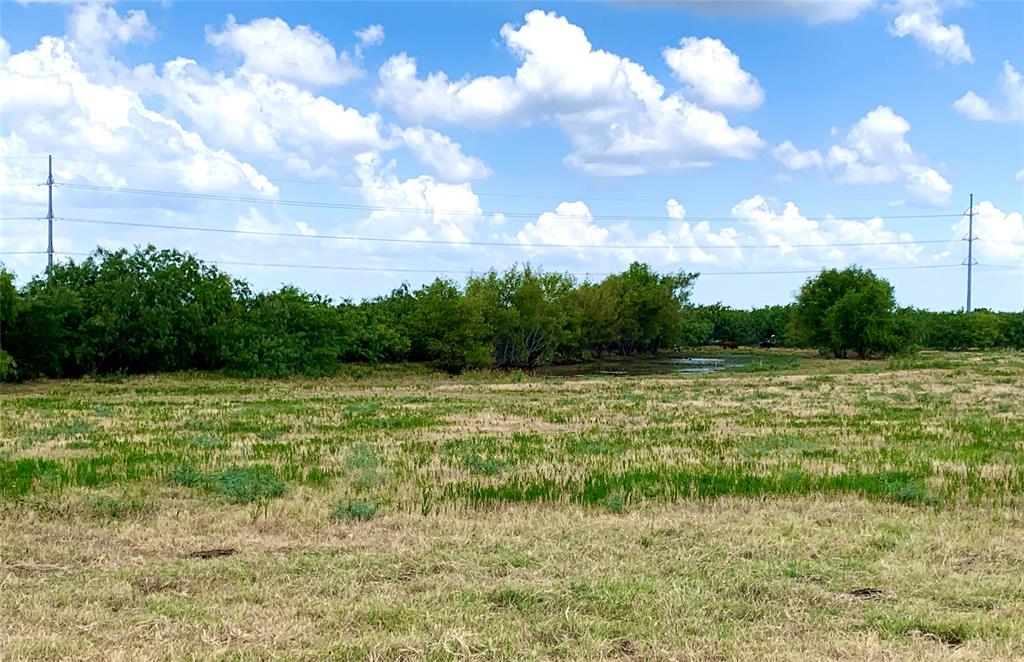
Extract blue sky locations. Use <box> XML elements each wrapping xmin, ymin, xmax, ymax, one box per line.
<box><xmin>1</xmin><ymin>0</ymin><xmax>1021</xmax><ymax>310</ymax></box>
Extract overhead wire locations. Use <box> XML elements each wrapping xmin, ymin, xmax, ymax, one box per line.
<box><xmin>24</xmin><ymin>250</ymin><xmax>973</xmax><ymax>278</ymax></box>
<box><xmin>47</xmin><ymin>216</ymin><xmax>957</xmax><ymax>251</ymax></box>
<box><xmin>3</xmin><ymin>154</ymin><xmax>934</xmax><ymax>204</ymax></box>
<box><xmin>4</xmin><ymin>157</ymin><xmax>1014</xmax><ymax>287</ymax></box>
<box><xmin>53</xmin><ymin>182</ymin><xmax>966</xmax><ymax>223</ymax></box>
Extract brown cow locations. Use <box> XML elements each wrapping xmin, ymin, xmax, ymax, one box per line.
<box><xmin>722</xmin><ymin>341</ymin><xmax>738</xmax><ymax>350</ymax></box>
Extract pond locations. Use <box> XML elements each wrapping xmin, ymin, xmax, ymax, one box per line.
<box><xmin>533</xmin><ymin>355</ymin><xmax>751</xmax><ymax>378</ymax></box>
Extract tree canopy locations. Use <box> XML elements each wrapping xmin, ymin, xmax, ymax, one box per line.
<box><xmin>1</xmin><ymin>249</ymin><xmax>1020</xmax><ymax>381</ymax></box>
<box><xmin>793</xmin><ymin>266</ymin><xmax>900</xmax><ymax>358</ymax></box>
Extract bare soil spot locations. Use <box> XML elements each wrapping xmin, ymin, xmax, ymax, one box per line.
<box><xmin>849</xmin><ymin>587</ymin><xmax>885</xmax><ymax>599</ymax></box>
<box><xmin>186</xmin><ymin>547</ymin><xmax>236</xmax><ymax>559</ymax></box>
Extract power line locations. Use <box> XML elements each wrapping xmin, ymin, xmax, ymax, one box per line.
<box><xmin>40</xmin><ymin>250</ymin><xmax>967</xmax><ymax>278</ymax></box>
<box><xmin>55</xmin><ymin>182</ymin><xmax>965</xmax><ymax>223</ymax></box>
<box><xmin>197</xmin><ymin>262</ymin><xmax>970</xmax><ymax>278</ymax></box>
<box><xmin>975</xmin><ymin>263</ymin><xmax>1024</xmax><ymax>270</ymax></box>
<box><xmin>49</xmin><ymin>216</ymin><xmax>956</xmax><ymax>251</ymax></box>
<box><xmin>10</xmin><ymin>154</ymin><xmax>923</xmax><ymax>205</ymax></box>
<box><xmin>15</xmin><ymin>248</ymin><xmax>1017</xmax><ymax>273</ymax></box>
<box><xmin>12</xmin><ymin>156</ymin><xmax>1009</xmax><ymax>305</ymax></box>
<box><xmin>41</xmin><ymin>251</ymin><xmax>608</xmax><ymax>277</ymax></box>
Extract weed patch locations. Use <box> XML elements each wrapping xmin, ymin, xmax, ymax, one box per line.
<box><xmin>332</xmin><ymin>498</ymin><xmax>380</xmax><ymax>521</ymax></box>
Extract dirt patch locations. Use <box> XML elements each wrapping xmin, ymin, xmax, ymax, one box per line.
<box><xmin>849</xmin><ymin>587</ymin><xmax>885</xmax><ymax>599</ymax></box>
<box><xmin>186</xmin><ymin>548</ymin><xmax>236</xmax><ymax>559</ymax></box>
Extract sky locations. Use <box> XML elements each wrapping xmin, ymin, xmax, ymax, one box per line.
<box><xmin>0</xmin><ymin>0</ymin><xmax>1022</xmax><ymax>310</ymax></box>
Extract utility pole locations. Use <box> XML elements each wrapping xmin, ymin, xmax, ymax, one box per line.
<box><xmin>46</xmin><ymin>154</ymin><xmax>54</xmax><ymax>270</ymax></box>
<box><xmin>963</xmin><ymin>193</ymin><xmax>975</xmax><ymax>312</ymax></box>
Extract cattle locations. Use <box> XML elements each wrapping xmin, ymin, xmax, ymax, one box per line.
<box><xmin>759</xmin><ymin>334</ymin><xmax>776</xmax><ymax>349</ymax></box>
<box><xmin>722</xmin><ymin>341</ymin><xmax>738</xmax><ymax>350</ymax></box>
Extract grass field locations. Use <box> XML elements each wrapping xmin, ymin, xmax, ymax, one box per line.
<box><xmin>2</xmin><ymin>350</ymin><xmax>1023</xmax><ymax>660</ymax></box>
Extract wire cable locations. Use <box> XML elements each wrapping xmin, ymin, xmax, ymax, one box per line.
<box><xmin>206</xmin><ymin>262</ymin><xmax>969</xmax><ymax>278</ymax></box>
<box><xmin>23</xmin><ymin>154</ymin><xmax>925</xmax><ymax>205</ymax></box>
<box><xmin>44</xmin><ymin>250</ymin><xmax>968</xmax><ymax>277</ymax></box>
<box><xmin>56</xmin><ymin>182</ymin><xmax>966</xmax><ymax>223</ymax></box>
<box><xmin>50</xmin><ymin>216</ymin><xmax>957</xmax><ymax>251</ymax></box>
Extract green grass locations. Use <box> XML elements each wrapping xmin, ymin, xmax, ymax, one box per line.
<box><xmin>84</xmin><ymin>491</ymin><xmax>153</xmax><ymax>519</ymax></box>
<box><xmin>1</xmin><ymin>351</ymin><xmax>1022</xmax><ymax>659</ymax></box>
<box><xmin>205</xmin><ymin>466</ymin><xmax>287</xmax><ymax>504</ymax></box>
<box><xmin>331</xmin><ymin>497</ymin><xmax>381</xmax><ymax>521</ymax></box>
<box><xmin>2</xmin><ymin>351</ymin><xmax>1022</xmax><ymax>512</ymax></box>
<box><xmin>166</xmin><ymin>464</ymin><xmax>287</xmax><ymax>504</ymax></box>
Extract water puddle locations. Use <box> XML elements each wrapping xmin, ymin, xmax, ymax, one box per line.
<box><xmin>535</xmin><ymin>356</ymin><xmax>748</xmax><ymax>378</ymax></box>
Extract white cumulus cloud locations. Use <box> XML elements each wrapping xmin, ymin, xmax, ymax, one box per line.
<box><xmin>376</xmin><ymin>10</ymin><xmax>762</xmax><ymax>176</ymax></box>
<box><xmin>68</xmin><ymin>2</ymin><xmax>154</xmax><ymax>58</ymax></box>
<box><xmin>773</xmin><ymin>140</ymin><xmax>823</xmax><ymax>170</ymax></box>
<box><xmin>143</xmin><ymin>57</ymin><xmax>387</xmax><ymax>165</ymax></box>
<box><xmin>353</xmin><ymin>151</ymin><xmax>485</xmax><ymax>246</ymax></box>
<box><xmin>666</xmin><ymin>198</ymin><xmax>686</xmax><ymax>220</ymax></box>
<box><xmin>356</xmin><ymin>24</ymin><xmax>384</xmax><ymax>48</ymax></box>
<box><xmin>663</xmin><ymin>37</ymin><xmax>764</xmax><ymax>110</ymax></box>
<box><xmin>517</xmin><ymin>201</ymin><xmax>610</xmax><ymax>258</ymax></box>
<box><xmin>0</xmin><ymin>34</ymin><xmax>276</xmax><ymax>204</ymax></box>
<box><xmin>888</xmin><ymin>0</ymin><xmax>972</xmax><ymax>64</ymax></box>
<box><xmin>731</xmin><ymin>195</ymin><xmax>925</xmax><ymax>264</ymax></box>
<box><xmin>135</xmin><ymin>32</ymin><xmax>489</xmax><ymax>183</ymax></box>
<box><xmin>206</xmin><ymin>15</ymin><xmax>361</xmax><ymax>88</ymax></box>
<box><xmin>824</xmin><ymin>106</ymin><xmax>951</xmax><ymax>206</ymax></box>
<box><xmin>395</xmin><ymin>127</ymin><xmax>491</xmax><ymax>182</ymax></box>
<box><xmin>953</xmin><ymin>201</ymin><xmax>1024</xmax><ymax>265</ymax></box>
<box><xmin>904</xmin><ymin>166</ymin><xmax>953</xmax><ymax>207</ymax></box>
<box><xmin>954</xmin><ymin>61</ymin><xmax>1024</xmax><ymax>123</ymax></box>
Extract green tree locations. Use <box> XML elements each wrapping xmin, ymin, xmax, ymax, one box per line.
<box><xmin>3</xmin><ymin>277</ymin><xmax>83</xmax><ymax>378</ymax></box>
<box><xmin>410</xmin><ymin>278</ymin><xmax>490</xmax><ymax>373</ymax></box>
<box><xmin>794</xmin><ymin>267</ymin><xmax>899</xmax><ymax>358</ymax></box>
<box><xmin>467</xmin><ymin>265</ymin><xmax>575</xmax><ymax>368</ymax></box>
<box><xmin>607</xmin><ymin>263</ymin><xmax>697</xmax><ymax>355</ymax></box>
<box><xmin>573</xmin><ymin>281</ymin><xmax>618</xmax><ymax>357</ymax></box>
<box><xmin>230</xmin><ymin>286</ymin><xmax>346</xmax><ymax>377</ymax></box>
<box><xmin>0</xmin><ymin>268</ymin><xmax>19</xmax><ymax>380</ymax></box>
<box><xmin>343</xmin><ymin>284</ymin><xmax>415</xmax><ymax>363</ymax></box>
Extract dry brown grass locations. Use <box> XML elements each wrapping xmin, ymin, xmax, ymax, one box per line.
<box><xmin>1</xmin><ymin>351</ymin><xmax>1022</xmax><ymax>659</ymax></box>
<box><xmin>2</xmin><ymin>498</ymin><xmax>1022</xmax><ymax>660</ymax></box>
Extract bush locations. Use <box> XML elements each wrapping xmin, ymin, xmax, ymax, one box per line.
<box><xmin>207</xmin><ymin>466</ymin><xmax>286</xmax><ymax>504</ymax></box>
<box><xmin>331</xmin><ymin>498</ymin><xmax>380</xmax><ymax>521</ymax></box>
<box><xmin>168</xmin><ymin>464</ymin><xmax>205</xmax><ymax>487</ymax></box>
<box><xmin>85</xmin><ymin>492</ymin><xmax>153</xmax><ymax>519</ymax></box>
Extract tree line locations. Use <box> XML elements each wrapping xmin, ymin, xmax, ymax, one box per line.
<box><xmin>1</xmin><ymin>247</ymin><xmax>1020</xmax><ymax>380</ymax></box>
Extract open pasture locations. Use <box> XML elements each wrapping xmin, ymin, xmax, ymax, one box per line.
<box><xmin>2</xmin><ymin>351</ymin><xmax>1023</xmax><ymax>659</ymax></box>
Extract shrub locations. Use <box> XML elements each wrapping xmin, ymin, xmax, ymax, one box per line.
<box><xmin>85</xmin><ymin>492</ymin><xmax>152</xmax><ymax>519</ymax></box>
<box><xmin>207</xmin><ymin>466</ymin><xmax>286</xmax><ymax>504</ymax></box>
<box><xmin>331</xmin><ymin>498</ymin><xmax>380</xmax><ymax>521</ymax></box>
<box><xmin>168</xmin><ymin>464</ymin><xmax>205</xmax><ymax>488</ymax></box>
